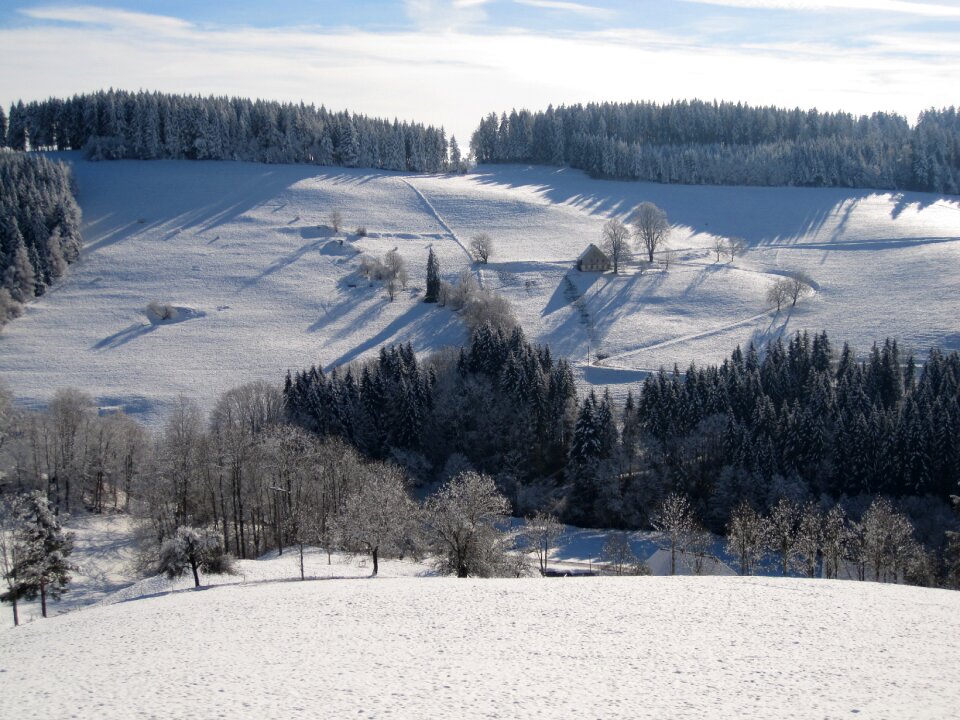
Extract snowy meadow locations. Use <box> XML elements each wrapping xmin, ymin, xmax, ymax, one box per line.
<box><xmin>1</xmin><ymin>154</ymin><xmax>958</xmax><ymax>423</ymax></box>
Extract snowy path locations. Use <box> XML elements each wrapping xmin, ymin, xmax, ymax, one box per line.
<box><xmin>402</xmin><ymin>178</ymin><xmax>484</xmax><ymax>287</ymax></box>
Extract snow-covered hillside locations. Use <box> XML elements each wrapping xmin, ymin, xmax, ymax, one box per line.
<box><xmin>2</xmin><ymin>570</ymin><xmax>958</xmax><ymax>719</ymax></box>
<box><xmin>1</xmin><ymin>154</ymin><xmax>958</xmax><ymax>423</ymax></box>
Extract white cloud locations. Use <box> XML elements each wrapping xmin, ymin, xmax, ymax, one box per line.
<box><xmin>2</xmin><ymin>5</ymin><xmax>957</xmax><ymax>146</ymax></box>
<box><xmin>679</xmin><ymin>0</ymin><xmax>960</xmax><ymax>18</ymax></box>
<box><xmin>513</xmin><ymin>0</ymin><xmax>614</xmax><ymax>18</ymax></box>
<box><xmin>404</xmin><ymin>0</ymin><xmax>489</xmax><ymax>30</ymax></box>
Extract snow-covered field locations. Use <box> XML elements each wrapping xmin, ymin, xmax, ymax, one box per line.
<box><xmin>2</xmin><ymin>154</ymin><xmax>958</xmax><ymax>423</ymax></box>
<box><xmin>2</xmin><ymin>569</ymin><xmax>958</xmax><ymax>719</ymax></box>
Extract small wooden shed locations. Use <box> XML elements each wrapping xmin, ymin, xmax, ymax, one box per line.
<box><xmin>576</xmin><ymin>243</ymin><xmax>611</xmax><ymax>272</ymax></box>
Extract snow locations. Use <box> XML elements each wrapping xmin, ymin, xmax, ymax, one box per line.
<box><xmin>2</xmin><ymin>570</ymin><xmax>958</xmax><ymax>719</ymax></box>
<box><xmin>2</xmin><ymin>155</ymin><xmax>959</xmax><ymax>423</ymax></box>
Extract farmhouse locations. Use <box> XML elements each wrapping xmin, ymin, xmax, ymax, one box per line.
<box><xmin>576</xmin><ymin>243</ymin><xmax>611</xmax><ymax>272</ymax></box>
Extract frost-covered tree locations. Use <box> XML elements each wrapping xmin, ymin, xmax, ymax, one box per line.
<box><xmin>0</xmin><ymin>498</ymin><xmax>25</xmax><ymax>626</ymax></box>
<box><xmin>328</xmin><ymin>210</ymin><xmax>343</xmax><ymax>233</ymax></box>
<box><xmin>631</xmin><ymin>202</ymin><xmax>669</xmax><ymax>263</ymax></box>
<box><xmin>601</xmin><ymin>531</ymin><xmax>638</xmax><ymax>575</ymax></box>
<box><xmin>766</xmin><ymin>278</ymin><xmax>792</xmax><ymax>312</ymax></box>
<box><xmin>424</xmin><ymin>471</ymin><xmax>512</xmax><ymax>578</ymax></box>
<box><xmin>794</xmin><ymin>502</ymin><xmax>823</xmax><ymax>578</ymax></box>
<box><xmin>651</xmin><ymin>492</ymin><xmax>696</xmax><ymax>575</ymax></box>
<box><xmin>821</xmin><ymin>504</ymin><xmax>848</xmax><ymax>580</ymax></box>
<box><xmin>9</xmin><ymin>491</ymin><xmax>75</xmax><ymax>617</ymax></box>
<box><xmin>786</xmin><ymin>271</ymin><xmax>814</xmax><ymax>307</ymax></box>
<box><xmin>470</xmin><ymin>233</ymin><xmax>493</xmax><ymax>264</ymax></box>
<box><xmin>424</xmin><ymin>248</ymin><xmax>440</xmax><ymax>303</ymax></box>
<box><xmin>767</xmin><ymin>498</ymin><xmax>800</xmax><ymax>576</ymax></box>
<box><xmin>601</xmin><ymin>218</ymin><xmax>632</xmax><ymax>274</ymax></box>
<box><xmin>858</xmin><ymin>497</ymin><xmax>916</xmax><ymax>583</ymax></box>
<box><xmin>726</xmin><ymin>501</ymin><xmax>768</xmax><ymax>576</ymax></box>
<box><xmin>521</xmin><ymin>511</ymin><xmax>564</xmax><ymax>576</ymax></box>
<box><xmin>158</xmin><ymin>526</ymin><xmax>230</xmax><ymax>588</ymax></box>
<box><xmin>332</xmin><ymin>463</ymin><xmax>417</xmax><ymax>576</ymax></box>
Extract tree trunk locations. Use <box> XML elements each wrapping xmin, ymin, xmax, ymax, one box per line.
<box><xmin>371</xmin><ymin>547</ymin><xmax>379</xmax><ymax>577</ymax></box>
<box><xmin>299</xmin><ymin>543</ymin><xmax>305</xmax><ymax>580</ymax></box>
<box><xmin>670</xmin><ymin>543</ymin><xmax>676</xmax><ymax>576</ymax></box>
<box><xmin>190</xmin><ymin>558</ymin><xmax>201</xmax><ymax>588</ymax></box>
<box><xmin>11</xmin><ymin>598</ymin><xmax>18</xmax><ymax>627</ymax></box>
<box><xmin>40</xmin><ymin>579</ymin><xmax>47</xmax><ymax>618</ymax></box>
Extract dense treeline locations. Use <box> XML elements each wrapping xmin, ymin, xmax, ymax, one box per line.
<box><xmin>286</xmin><ymin>329</ymin><xmax>960</xmax><ymax>547</ymax></box>
<box><xmin>471</xmin><ymin>100</ymin><xmax>960</xmax><ymax>193</ymax></box>
<box><xmin>0</xmin><ymin>152</ymin><xmax>82</xmax><ymax>322</ymax></box>
<box><xmin>5</xmin><ymin>89</ymin><xmax>459</xmax><ymax>172</ymax></box>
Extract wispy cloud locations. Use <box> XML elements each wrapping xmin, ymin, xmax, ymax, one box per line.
<box><xmin>679</xmin><ymin>0</ymin><xmax>960</xmax><ymax>18</ymax></box>
<box><xmin>514</xmin><ymin>0</ymin><xmax>614</xmax><ymax>18</ymax></box>
<box><xmin>20</xmin><ymin>5</ymin><xmax>195</xmax><ymax>34</ymax></box>
<box><xmin>404</xmin><ymin>0</ymin><xmax>490</xmax><ymax>30</ymax></box>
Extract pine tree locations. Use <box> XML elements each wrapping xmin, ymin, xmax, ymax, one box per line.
<box><xmin>424</xmin><ymin>247</ymin><xmax>440</xmax><ymax>303</ymax></box>
<box><xmin>11</xmin><ymin>491</ymin><xmax>75</xmax><ymax>618</ymax></box>
<box><xmin>0</xmin><ymin>106</ymin><xmax>7</xmax><ymax>149</ymax></box>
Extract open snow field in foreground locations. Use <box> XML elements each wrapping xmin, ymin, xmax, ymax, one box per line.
<box><xmin>1</xmin><ymin>155</ymin><xmax>958</xmax><ymax>424</ymax></box>
<box><xmin>1</xmin><ymin>573</ymin><xmax>958</xmax><ymax>719</ymax></box>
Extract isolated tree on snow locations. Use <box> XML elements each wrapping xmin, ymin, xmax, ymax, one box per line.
<box><xmin>10</xmin><ymin>491</ymin><xmax>75</xmax><ymax>617</ymax></box>
<box><xmin>786</xmin><ymin>270</ymin><xmax>813</xmax><ymax>306</ymax></box>
<box><xmin>651</xmin><ymin>492</ymin><xmax>696</xmax><ymax>576</ymax></box>
<box><xmin>424</xmin><ymin>471</ymin><xmax>512</xmax><ymax>578</ymax></box>
<box><xmin>726</xmin><ymin>501</ymin><xmax>768</xmax><ymax>576</ymax></box>
<box><xmin>332</xmin><ymin>463</ymin><xmax>417</xmax><ymax>576</ymax></box>
<box><xmin>521</xmin><ymin>511</ymin><xmax>564</xmax><ymax>576</ymax></box>
<box><xmin>470</xmin><ymin>233</ymin><xmax>493</xmax><ymax>264</ymax></box>
<box><xmin>766</xmin><ymin>278</ymin><xmax>792</xmax><ymax>312</ymax></box>
<box><xmin>601</xmin><ymin>218</ymin><xmax>632</xmax><ymax>274</ymax></box>
<box><xmin>631</xmin><ymin>201</ymin><xmax>669</xmax><ymax>263</ymax></box>
<box><xmin>158</xmin><ymin>526</ymin><xmax>227</xmax><ymax>588</ymax></box>
<box><xmin>424</xmin><ymin>248</ymin><xmax>441</xmax><ymax>303</ymax></box>
<box><xmin>328</xmin><ymin>210</ymin><xmax>343</xmax><ymax>233</ymax></box>
<box><xmin>713</xmin><ymin>237</ymin><xmax>727</xmax><ymax>262</ymax></box>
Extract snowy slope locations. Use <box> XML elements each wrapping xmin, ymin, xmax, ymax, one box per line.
<box><xmin>1</xmin><ymin>155</ymin><xmax>958</xmax><ymax>423</ymax></box>
<box><xmin>2</xmin><ymin>573</ymin><xmax>958</xmax><ymax>719</ymax></box>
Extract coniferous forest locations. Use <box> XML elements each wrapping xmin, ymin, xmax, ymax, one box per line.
<box><xmin>470</xmin><ymin>100</ymin><xmax>960</xmax><ymax>193</ymax></box>
<box><xmin>6</xmin><ymin>90</ymin><xmax>455</xmax><ymax>172</ymax></box>
<box><xmin>285</xmin><ymin>328</ymin><xmax>960</xmax><ymax>543</ymax></box>
<box><xmin>0</xmin><ymin>152</ymin><xmax>82</xmax><ymax>322</ymax></box>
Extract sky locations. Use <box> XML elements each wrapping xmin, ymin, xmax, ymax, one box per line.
<box><xmin>1</xmin><ymin>0</ymin><xmax>958</xmax><ymax>145</ymax></box>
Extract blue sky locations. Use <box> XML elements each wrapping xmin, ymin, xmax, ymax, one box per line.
<box><xmin>1</xmin><ymin>1</ymin><xmax>958</xmax><ymax>143</ymax></box>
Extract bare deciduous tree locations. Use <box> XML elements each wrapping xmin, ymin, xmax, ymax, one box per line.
<box><xmin>651</xmin><ymin>492</ymin><xmax>696</xmax><ymax>575</ymax></box>
<box><xmin>333</xmin><ymin>463</ymin><xmax>417</xmax><ymax>576</ymax></box>
<box><xmin>728</xmin><ymin>237</ymin><xmax>746</xmax><ymax>260</ymax></box>
<box><xmin>713</xmin><ymin>237</ymin><xmax>727</xmax><ymax>262</ymax></box>
<box><xmin>766</xmin><ymin>278</ymin><xmax>792</xmax><ymax>312</ymax></box>
<box><xmin>470</xmin><ymin>233</ymin><xmax>493</xmax><ymax>264</ymax></box>
<box><xmin>786</xmin><ymin>270</ymin><xmax>814</xmax><ymax>306</ymax></box>
<box><xmin>767</xmin><ymin>497</ymin><xmax>800</xmax><ymax>576</ymax></box>
<box><xmin>601</xmin><ymin>531</ymin><xmax>638</xmax><ymax>576</ymax></box>
<box><xmin>424</xmin><ymin>471</ymin><xmax>512</xmax><ymax>578</ymax></box>
<box><xmin>601</xmin><ymin>218</ymin><xmax>632</xmax><ymax>274</ymax></box>
<box><xmin>726</xmin><ymin>501</ymin><xmax>768</xmax><ymax>576</ymax></box>
<box><xmin>328</xmin><ymin>210</ymin><xmax>343</xmax><ymax>233</ymax></box>
<box><xmin>521</xmin><ymin>511</ymin><xmax>564</xmax><ymax>576</ymax></box>
<box><xmin>631</xmin><ymin>201</ymin><xmax>669</xmax><ymax>263</ymax></box>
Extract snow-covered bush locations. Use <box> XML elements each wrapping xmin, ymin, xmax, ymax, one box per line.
<box><xmin>355</xmin><ymin>225</ymin><xmax>367</xmax><ymax>237</ymax></box>
<box><xmin>146</xmin><ymin>301</ymin><xmax>177</xmax><ymax>322</ymax></box>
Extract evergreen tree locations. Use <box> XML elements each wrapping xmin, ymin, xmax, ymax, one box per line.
<box><xmin>424</xmin><ymin>247</ymin><xmax>440</xmax><ymax>303</ymax></box>
<box><xmin>10</xmin><ymin>491</ymin><xmax>75</xmax><ymax>618</ymax></box>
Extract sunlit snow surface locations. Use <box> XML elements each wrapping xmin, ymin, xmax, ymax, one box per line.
<box><xmin>2</xmin><ymin>570</ymin><xmax>958</xmax><ymax>719</ymax></box>
<box><xmin>2</xmin><ymin>154</ymin><xmax>958</xmax><ymax>424</ymax></box>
